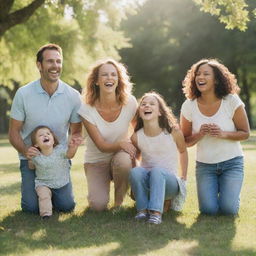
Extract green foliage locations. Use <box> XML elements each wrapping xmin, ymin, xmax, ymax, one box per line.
<box><xmin>121</xmin><ymin>0</ymin><xmax>226</xmax><ymax>112</ymax></box>
<box><xmin>193</xmin><ymin>0</ymin><xmax>252</xmax><ymax>31</ymax></box>
<box><xmin>0</xmin><ymin>0</ymin><xmax>138</xmax><ymax>86</ymax></box>
<box><xmin>121</xmin><ymin>0</ymin><xmax>256</xmax><ymax>126</ymax></box>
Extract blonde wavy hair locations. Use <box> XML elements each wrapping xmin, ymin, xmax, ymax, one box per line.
<box><xmin>82</xmin><ymin>58</ymin><xmax>133</xmax><ymax>106</ymax></box>
<box><xmin>182</xmin><ymin>58</ymin><xmax>240</xmax><ymax>100</ymax></box>
<box><xmin>134</xmin><ymin>91</ymin><xmax>177</xmax><ymax>134</ymax></box>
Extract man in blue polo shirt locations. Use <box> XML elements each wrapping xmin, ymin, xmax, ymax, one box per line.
<box><xmin>9</xmin><ymin>43</ymin><xmax>82</xmax><ymax>213</ymax></box>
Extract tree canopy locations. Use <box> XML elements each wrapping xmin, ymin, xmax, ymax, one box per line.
<box><xmin>120</xmin><ymin>0</ymin><xmax>256</xmax><ymax>126</ymax></box>
<box><xmin>192</xmin><ymin>0</ymin><xmax>255</xmax><ymax>31</ymax></box>
<box><xmin>0</xmin><ymin>0</ymin><xmax>139</xmax><ymax>85</ymax></box>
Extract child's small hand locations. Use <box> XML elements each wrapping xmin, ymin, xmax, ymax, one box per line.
<box><xmin>180</xmin><ymin>176</ymin><xmax>187</xmax><ymax>181</ymax></box>
<box><xmin>69</xmin><ymin>134</ymin><xmax>83</xmax><ymax>147</ymax></box>
<box><xmin>28</xmin><ymin>160</ymin><xmax>35</xmax><ymax>170</ymax></box>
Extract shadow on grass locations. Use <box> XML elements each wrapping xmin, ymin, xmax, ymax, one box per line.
<box><xmin>0</xmin><ymin>210</ymin><xmax>255</xmax><ymax>256</ymax></box>
<box><xmin>243</xmin><ymin>147</ymin><xmax>256</xmax><ymax>151</ymax></box>
<box><xmin>0</xmin><ymin>142</ymin><xmax>12</xmax><ymax>147</ymax></box>
<box><xmin>0</xmin><ymin>137</ymin><xmax>11</xmax><ymax>147</ymax></box>
<box><xmin>0</xmin><ymin>163</ymin><xmax>19</xmax><ymax>174</ymax></box>
<box><xmin>0</xmin><ymin>208</ymin><xmax>184</xmax><ymax>256</ymax></box>
<box><xmin>241</xmin><ymin>135</ymin><xmax>256</xmax><ymax>148</ymax></box>
<box><xmin>184</xmin><ymin>214</ymin><xmax>256</xmax><ymax>256</ymax></box>
<box><xmin>0</xmin><ymin>182</ymin><xmax>20</xmax><ymax>195</ymax></box>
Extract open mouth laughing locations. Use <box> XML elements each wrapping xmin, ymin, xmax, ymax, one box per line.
<box><xmin>43</xmin><ymin>138</ymin><xmax>50</xmax><ymax>143</ymax></box>
<box><xmin>197</xmin><ymin>81</ymin><xmax>206</xmax><ymax>86</ymax></box>
<box><xmin>49</xmin><ymin>69</ymin><xmax>59</xmax><ymax>76</ymax></box>
<box><xmin>144</xmin><ymin>111</ymin><xmax>152</xmax><ymax>115</ymax></box>
<box><xmin>105</xmin><ymin>82</ymin><xmax>114</xmax><ymax>87</ymax></box>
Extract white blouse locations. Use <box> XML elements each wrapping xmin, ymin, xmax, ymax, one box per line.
<box><xmin>181</xmin><ymin>94</ymin><xmax>244</xmax><ymax>163</ymax></box>
<box><xmin>78</xmin><ymin>95</ymin><xmax>137</xmax><ymax>163</ymax></box>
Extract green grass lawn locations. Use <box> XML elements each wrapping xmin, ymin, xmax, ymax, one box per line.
<box><xmin>0</xmin><ymin>133</ymin><xmax>256</xmax><ymax>256</ymax></box>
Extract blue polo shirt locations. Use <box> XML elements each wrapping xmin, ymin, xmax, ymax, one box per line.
<box><xmin>10</xmin><ymin>79</ymin><xmax>81</xmax><ymax>159</ymax></box>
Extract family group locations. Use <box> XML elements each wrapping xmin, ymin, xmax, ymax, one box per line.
<box><xmin>8</xmin><ymin>43</ymin><xmax>250</xmax><ymax>224</ymax></box>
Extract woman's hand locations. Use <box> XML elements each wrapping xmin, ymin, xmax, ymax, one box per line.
<box><xmin>199</xmin><ymin>124</ymin><xmax>210</xmax><ymax>136</ymax></box>
<box><xmin>208</xmin><ymin>123</ymin><xmax>223</xmax><ymax>138</ymax></box>
<box><xmin>119</xmin><ymin>141</ymin><xmax>137</xmax><ymax>159</ymax></box>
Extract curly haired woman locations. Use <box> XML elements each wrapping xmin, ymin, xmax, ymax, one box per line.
<box><xmin>180</xmin><ymin>58</ymin><xmax>250</xmax><ymax>215</ymax></box>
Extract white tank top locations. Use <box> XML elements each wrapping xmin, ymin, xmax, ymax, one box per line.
<box><xmin>137</xmin><ymin>128</ymin><xmax>178</xmax><ymax>174</ymax></box>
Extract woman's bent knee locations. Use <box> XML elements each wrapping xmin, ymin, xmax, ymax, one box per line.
<box><xmin>200</xmin><ymin>208</ymin><xmax>218</xmax><ymax>215</ymax></box>
<box><xmin>112</xmin><ymin>151</ymin><xmax>132</xmax><ymax>170</ymax></box>
<box><xmin>220</xmin><ymin>204</ymin><xmax>239</xmax><ymax>215</ymax></box>
<box><xmin>89</xmin><ymin>200</ymin><xmax>108</xmax><ymax>211</ymax></box>
<box><xmin>199</xmin><ymin>203</ymin><xmax>219</xmax><ymax>215</ymax></box>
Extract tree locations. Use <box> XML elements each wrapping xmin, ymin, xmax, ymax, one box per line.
<box><xmin>0</xmin><ymin>0</ymin><xmax>140</xmax><ymax>133</ymax></box>
<box><xmin>121</xmin><ymin>0</ymin><xmax>256</xmax><ymax>126</ymax></box>
<box><xmin>0</xmin><ymin>0</ymin><xmax>139</xmax><ymax>85</ymax></box>
<box><xmin>0</xmin><ymin>0</ymin><xmax>45</xmax><ymax>38</ymax></box>
<box><xmin>192</xmin><ymin>0</ymin><xmax>254</xmax><ymax>31</ymax></box>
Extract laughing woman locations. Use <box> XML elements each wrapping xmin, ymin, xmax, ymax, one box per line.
<box><xmin>78</xmin><ymin>59</ymin><xmax>137</xmax><ymax>211</ymax></box>
<box><xmin>180</xmin><ymin>58</ymin><xmax>250</xmax><ymax>215</ymax></box>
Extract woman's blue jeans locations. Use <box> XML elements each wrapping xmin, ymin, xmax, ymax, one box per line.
<box><xmin>196</xmin><ymin>156</ymin><xmax>244</xmax><ymax>215</ymax></box>
<box><xmin>20</xmin><ymin>160</ymin><xmax>75</xmax><ymax>213</ymax></box>
<box><xmin>129</xmin><ymin>167</ymin><xmax>179</xmax><ymax>213</ymax></box>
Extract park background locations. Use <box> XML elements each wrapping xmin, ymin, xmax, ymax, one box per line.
<box><xmin>0</xmin><ymin>0</ymin><xmax>256</xmax><ymax>255</ymax></box>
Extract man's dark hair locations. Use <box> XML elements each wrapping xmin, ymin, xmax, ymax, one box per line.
<box><xmin>36</xmin><ymin>43</ymin><xmax>62</xmax><ymax>63</ymax></box>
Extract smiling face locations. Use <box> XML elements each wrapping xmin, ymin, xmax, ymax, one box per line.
<box><xmin>37</xmin><ymin>49</ymin><xmax>62</xmax><ymax>83</ymax></box>
<box><xmin>96</xmin><ymin>63</ymin><xmax>119</xmax><ymax>94</ymax></box>
<box><xmin>139</xmin><ymin>95</ymin><xmax>161</xmax><ymax>121</ymax></box>
<box><xmin>195</xmin><ymin>64</ymin><xmax>216</xmax><ymax>94</ymax></box>
<box><xmin>34</xmin><ymin>128</ymin><xmax>55</xmax><ymax>150</ymax></box>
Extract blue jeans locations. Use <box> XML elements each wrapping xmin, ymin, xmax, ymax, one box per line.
<box><xmin>196</xmin><ymin>156</ymin><xmax>244</xmax><ymax>215</ymax></box>
<box><xmin>129</xmin><ymin>167</ymin><xmax>179</xmax><ymax>213</ymax></box>
<box><xmin>20</xmin><ymin>160</ymin><xmax>75</xmax><ymax>213</ymax></box>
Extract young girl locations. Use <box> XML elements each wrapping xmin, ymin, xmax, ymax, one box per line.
<box><xmin>30</xmin><ymin>125</ymin><xmax>83</xmax><ymax>219</ymax></box>
<box><xmin>129</xmin><ymin>92</ymin><xmax>188</xmax><ymax>224</ymax></box>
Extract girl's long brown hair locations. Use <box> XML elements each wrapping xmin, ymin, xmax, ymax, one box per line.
<box><xmin>134</xmin><ymin>91</ymin><xmax>177</xmax><ymax>134</ymax></box>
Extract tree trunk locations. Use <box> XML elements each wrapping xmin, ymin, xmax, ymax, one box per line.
<box><xmin>0</xmin><ymin>80</ymin><xmax>20</xmax><ymax>133</ymax></box>
<box><xmin>0</xmin><ymin>0</ymin><xmax>45</xmax><ymax>38</ymax></box>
